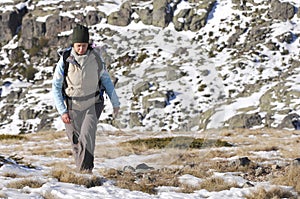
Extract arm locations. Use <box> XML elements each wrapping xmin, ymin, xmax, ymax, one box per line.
<box><xmin>52</xmin><ymin>57</ymin><xmax>68</xmax><ymax>116</ymax></box>
<box><xmin>100</xmin><ymin>71</ymin><xmax>120</xmax><ymax>111</ymax></box>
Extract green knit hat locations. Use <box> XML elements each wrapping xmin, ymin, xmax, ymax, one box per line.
<box><xmin>72</xmin><ymin>24</ymin><xmax>89</xmax><ymax>43</ymax></box>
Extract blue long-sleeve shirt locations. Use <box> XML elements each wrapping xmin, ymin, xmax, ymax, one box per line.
<box><xmin>52</xmin><ymin>55</ymin><xmax>120</xmax><ymax>115</ymax></box>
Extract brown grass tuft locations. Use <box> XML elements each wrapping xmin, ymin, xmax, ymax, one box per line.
<box><xmin>6</xmin><ymin>178</ymin><xmax>45</xmax><ymax>189</ymax></box>
<box><xmin>272</xmin><ymin>165</ymin><xmax>300</xmax><ymax>194</ymax></box>
<box><xmin>41</xmin><ymin>191</ymin><xmax>57</xmax><ymax>199</ymax></box>
<box><xmin>3</xmin><ymin>172</ymin><xmax>20</xmax><ymax>178</ymax></box>
<box><xmin>102</xmin><ymin>168</ymin><xmax>180</xmax><ymax>195</ymax></box>
<box><xmin>101</xmin><ymin>163</ymin><xmax>241</xmax><ymax>195</ymax></box>
<box><xmin>245</xmin><ymin>186</ymin><xmax>297</xmax><ymax>199</ymax></box>
<box><xmin>0</xmin><ymin>191</ymin><xmax>7</xmax><ymax>198</ymax></box>
<box><xmin>121</xmin><ymin>137</ymin><xmax>232</xmax><ymax>152</ymax></box>
<box><xmin>198</xmin><ymin>177</ymin><xmax>240</xmax><ymax>192</ymax></box>
<box><xmin>50</xmin><ymin>165</ymin><xmax>104</xmax><ymax>188</ymax></box>
<box><xmin>0</xmin><ymin>134</ymin><xmax>25</xmax><ymax>141</ymax></box>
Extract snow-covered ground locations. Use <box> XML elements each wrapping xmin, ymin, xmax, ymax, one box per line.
<box><xmin>0</xmin><ymin>129</ymin><xmax>299</xmax><ymax>198</ymax></box>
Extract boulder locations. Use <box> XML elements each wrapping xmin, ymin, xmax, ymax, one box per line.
<box><xmin>269</xmin><ymin>0</ymin><xmax>295</xmax><ymax>21</ymax></box>
<box><xmin>0</xmin><ymin>6</ymin><xmax>27</xmax><ymax>44</ymax></box>
<box><xmin>152</xmin><ymin>0</ymin><xmax>173</xmax><ymax>28</ymax></box>
<box><xmin>278</xmin><ymin>113</ymin><xmax>299</xmax><ymax>129</ymax></box>
<box><xmin>107</xmin><ymin>2</ymin><xmax>132</xmax><ymax>26</ymax></box>
<box><xmin>133</xmin><ymin>81</ymin><xmax>150</xmax><ymax>96</ymax></box>
<box><xmin>227</xmin><ymin>113</ymin><xmax>262</xmax><ymax>129</ymax></box>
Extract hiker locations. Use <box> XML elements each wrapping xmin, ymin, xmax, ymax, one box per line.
<box><xmin>52</xmin><ymin>24</ymin><xmax>120</xmax><ymax>173</ymax></box>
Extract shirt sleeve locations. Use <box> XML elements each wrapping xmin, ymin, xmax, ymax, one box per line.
<box><xmin>100</xmin><ymin>71</ymin><xmax>120</xmax><ymax>108</ymax></box>
<box><xmin>52</xmin><ymin>57</ymin><xmax>68</xmax><ymax>115</ymax></box>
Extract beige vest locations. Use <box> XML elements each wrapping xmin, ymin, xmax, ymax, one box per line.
<box><xmin>65</xmin><ymin>48</ymin><xmax>103</xmax><ymax>111</ymax></box>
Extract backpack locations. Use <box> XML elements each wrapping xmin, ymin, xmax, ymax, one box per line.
<box><xmin>56</xmin><ymin>45</ymin><xmax>106</xmax><ymax>100</ymax></box>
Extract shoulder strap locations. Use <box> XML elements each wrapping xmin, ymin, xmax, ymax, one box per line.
<box><xmin>88</xmin><ymin>45</ymin><xmax>106</xmax><ymax>92</ymax></box>
<box><xmin>62</xmin><ymin>49</ymin><xmax>71</xmax><ymax>97</ymax></box>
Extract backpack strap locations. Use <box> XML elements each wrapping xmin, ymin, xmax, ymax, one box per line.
<box><xmin>62</xmin><ymin>49</ymin><xmax>71</xmax><ymax>98</ymax></box>
<box><xmin>88</xmin><ymin>45</ymin><xmax>106</xmax><ymax>95</ymax></box>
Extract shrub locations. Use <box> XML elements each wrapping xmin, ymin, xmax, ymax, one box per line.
<box><xmin>199</xmin><ymin>177</ymin><xmax>240</xmax><ymax>192</ymax></box>
<box><xmin>25</xmin><ymin>65</ymin><xmax>38</xmax><ymax>81</ymax></box>
<box><xmin>7</xmin><ymin>179</ymin><xmax>44</xmax><ymax>189</ymax></box>
<box><xmin>51</xmin><ymin>166</ymin><xmax>104</xmax><ymax>188</ymax></box>
<box><xmin>0</xmin><ymin>134</ymin><xmax>24</xmax><ymax>140</ymax></box>
<box><xmin>121</xmin><ymin>136</ymin><xmax>232</xmax><ymax>151</ymax></box>
<box><xmin>245</xmin><ymin>187</ymin><xmax>296</xmax><ymax>199</ymax></box>
<box><xmin>272</xmin><ymin>165</ymin><xmax>300</xmax><ymax>194</ymax></box>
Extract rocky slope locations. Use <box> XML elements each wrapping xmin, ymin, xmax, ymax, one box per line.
<box><xmin>0</xmin><ymin>0</ymin><xmax>300</xmax><ymax>134</ymax></box>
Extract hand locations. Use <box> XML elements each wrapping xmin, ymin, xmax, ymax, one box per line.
<box><xmin>61</xmin><ymin>112</ymin><xmax>71</xmax><ymax>124</ymax></box>
<box><xmin>113</xmin><ymin>107</ymin><xmax>120</xmax><ymax>118</ymax></box>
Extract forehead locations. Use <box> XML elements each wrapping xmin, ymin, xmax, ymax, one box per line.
<box><xmin>74</xmin><ymin>43</ymin><xmax>88</xmax><ymax>46</ymax></box>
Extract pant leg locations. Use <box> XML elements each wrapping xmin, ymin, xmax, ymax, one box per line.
<box><xmin>65</xmin><ymin>109</ymin><xmax>85</xmax><ymax>171</ymax></box>
<box><xmin>79</xmin><ymin>101</ymin><xmax>104</xmax><ymax>171</ymax></box>
<box><xmin>65</xmin><ymin>101</ymin><xmax>104</xmax><ymax>172</ymax></box>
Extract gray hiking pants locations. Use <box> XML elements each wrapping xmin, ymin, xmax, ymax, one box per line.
<box><xmin>65</xmin><ymin>101</ymin><xmax>103</xmax><ymax>172</ymax></box>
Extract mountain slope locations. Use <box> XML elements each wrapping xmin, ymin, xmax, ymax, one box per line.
<box><xmin>0</xmin><ymin>0</ymin><xmax>300</xmax><ymax>134</ymax></box>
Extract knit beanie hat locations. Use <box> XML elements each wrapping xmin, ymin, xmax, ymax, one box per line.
<box><xmin>72</xmin><ymin>24</ymin><xmax>89</xmax><ymax>43</ymax></box>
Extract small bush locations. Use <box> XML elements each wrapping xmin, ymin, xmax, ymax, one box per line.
<box><xmin>25</xmin><ymin>65</ymin><xmax>38</xmax><ymax>81</ymax></box>
<box><xmin>39</xmin><ymin>37</ymin><xmax>49</xmax><ymax>48</ymax></box>
<box><xmin>51</xmin><ymin>166</ymin><xmax>104</xmax><ymax>188</ymax></box>
<box><xmin>102</xmin><ymin>168</ymin><xmax>180</xmax><ymax>195</ymax></box>
<box><xmin>0</xmin><ymin>134</ymin><xmax>25</xmax><ymax>140</ymax></box>
<box><xmin>136</xmin><ymin>53</ymin><xmax>148</xmax><ymax>63</ymax></box>
<box><xmin>199</xmin><ymin>177</ymin><xmax>240</xmax><ymax>192</ymax></box>
<box><xmin>198</xmin><ymin>84</ymin><xmax>207</xmax><ymax>92</ymax></box>
<box><xmin>245</xmin><ymin>187</ymin><xmax>296</xmax><ymax>199</ymax></box>
<box><xmin>29</xmin><ymin>45</ymin><xmax>40</xmax><ymax>56</ymax></box>
<box><xmin>7</xmin><ymin>179</ymin><xmax>44</xmax><ymax>189</ymax></box>
<box><xmin>0</xmin><ymin>191</ymin><xmax>7</xmax><ymax>198</ymax></box>
<box><xmin>121</xmin><ymin>136</ymin><xmax>232</xmax><ymax>151</ymax></box>
<box><xmin>272</xmin><ymin>165</ymin><xmax>300</xmax><ymax>194</ymax></box>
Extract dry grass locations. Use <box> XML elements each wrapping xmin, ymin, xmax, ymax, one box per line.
<box><xmin>198</xmin><ymin>177</ymin><xmax>240</xmax><ymax>192</ymax></box>
<box><xmin>121</xmin><ymin>136</ymin><xmax>232</xmax><ymax>151</ymax></box>
<box><xmin>6</xmin><ymin>178</ymin><xmax>45</xmax><ymax>189</ymax></box>
<box><xmin>50</xmin><ymin>165</ymin><xmax>104</xmax><ymax>188</ymax></box>
<box><xmin>101</xmin><ymin>163</ymin><xmax>241</xmax><ymax>195</ymax></box>
<box><xmin>24</xmin><ymin>130</ymin><xmax>66</xmax><ymax>141</ymax></box>
<box><xmin>0</xmin><ymin>191</ymin><xmax>7</xmax><ymax>198</ymax></box>
<box><xmin>41</xmin><ymin>192</ymin><xmax>58</xmax><ymax>199</ymax></box>
<box><xmin>101</xmin><ymin>167</ymin><xmax>180</xmax><ymax>194</ymax></box>
<box><xmin>3</xmin><ymin>172</ymin><xmax>21</xmax><ymax>178</ymax></box>
<box><xmin>28</xmin><ymin>146</ymin><xmax>72</xmax><ymax>157</ymax></box>
<box><xmin>1</xmin><ymin>128</ymin><xmax>300</xmax><ymax>196</ymax></box>
<box><xmin>245</xmin><ymin>186</ymin><xmax>297</xmax><ymax>199</ymax></box>
<box><xmin>272</xmin><ymin>165</ymin><xmax>300</xmax><ymax>194</ymax></box>
<box><xmin>0</xmin><ymin>134</ymin><xmax>25</xmax><ymax>141</ymax></box>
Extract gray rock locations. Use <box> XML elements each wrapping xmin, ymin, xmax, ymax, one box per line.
<box><xmin>278</xmin><ymin>113</ymin><xmax>299</xmax><ymax>129</ymax></box>
<box><xmin>136</xmin><ymin>7</ymin><xmax>153</xmax><ymax>25</ymax></box>
<box><xmin>243</xmin><ymin>181</ymin><xmax>255</xmax><ymax>188</ymax></box>
<box><xmin>107</xmin><ymin>2</ymin><xmax>132</xmax><ymax>26</ymax></box>
<box><xmin>230</xmin><ymin>157</ymin><xmax>251</xmax><ymax>167</ymax></box>
<box><xmin>0</xmin><ymin>6</ymin><xmax>27</xmax><ymax>44</ymax></box>
<box><xmin>129</xmin><ymin>112</ymin><xmax>144</xmax><ymax>128</ymax></box>
<box><xmin>135</xmin><ymin>163</ymin><xmax>154</xmax><ymax>173</ymax></box>
<box><xmin>132</xmin><ymin>81</ymin><xmax>150</xmax><ymax>96</ymax></box>
<box><xmin>269</xmin><ymin>0</ymin><xmax>295</xmax><ymax>21</ymax></box>
<box><xmin>123</xmin><ymin>165</ymin><xmax>135</xmax><ymax>172</ymax></box>
<box><xmin>152</xmin><ymin>0</ymin><xmax>172</xmax><ymax>28</ymax></box>
<box><xmin>292</xmin><ymin>158</ymin><xmax>300</xmax><ymax>166</ymax></box>
<box><xmin>227</xmin><ymin>113</ymin><xmax>262</xmax><ymax>129</ymax></box>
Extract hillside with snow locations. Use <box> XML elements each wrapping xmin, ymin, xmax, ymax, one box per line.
<box><xmin>0</xmin><ymin>0</ymin><xmax>299</xmax><ymax>134</ymax></box>
<box><xmin>0</xmin><ymin>0</ymin><xmax>300</xmax><ymax>198</ymax></box>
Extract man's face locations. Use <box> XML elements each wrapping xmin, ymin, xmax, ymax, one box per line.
<box><xmin>74</xmin><ymin>43</ymin><xmax>88</xmax><ymax>55</ymax></box>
